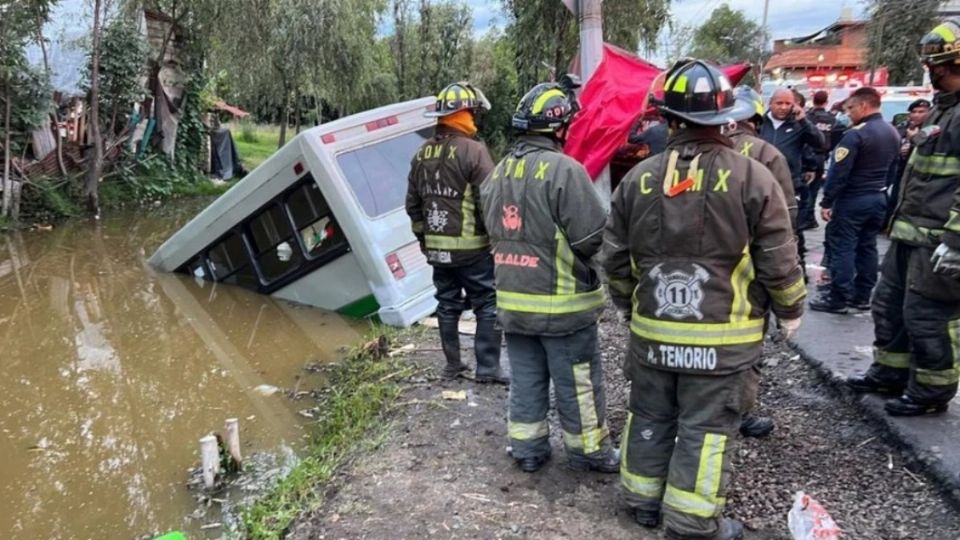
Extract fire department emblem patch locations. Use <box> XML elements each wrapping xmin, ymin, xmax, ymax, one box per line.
<box><xmin>426</xmin><ymin>202</ymin><xmax>449</xmax><ymax>232</ymax></box>
<box><xmin>649</xmin><ymin>263</ymin><xmax>710</xmax><ymax>320</ymax></box>
<box><xmin>502</xmin><ymin>205</ymin><xmax>523</xmax><ymax>231</ymax></box>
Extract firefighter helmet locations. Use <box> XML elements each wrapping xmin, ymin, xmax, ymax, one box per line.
<box><xmin>656</xmin><ymin>60</ymin><xmax>754</xmax><ymax>127</ymax></box>
<box><xmin>512</xmin><ymin>76</ymin><xmax>581</xmax><ymax>133</ymax></box>
<box><xmin>425</xmin><ymin>82</ymin><xmax>491</xmax><ymax>118</ymax></box>
<box><xmin>919</xmin><ymin>20</ymin><xmax>960</xmax><ymax>66</ymax></box>
<box><xmin>733</xmin><ymin>85</ymin><xmax>765</xmax><ymax>123</ymax></box>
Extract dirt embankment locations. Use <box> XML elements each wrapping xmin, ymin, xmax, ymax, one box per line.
<box><xmin>287</xmin><ymin>308</ymin><xmax>960</xmax><ymax>539</ymax></box>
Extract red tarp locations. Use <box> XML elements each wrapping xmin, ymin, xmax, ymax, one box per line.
<box><xmin>565</xmin><ymin>44</ymin><xmax>751</xmax><ymax>180</ymax></box>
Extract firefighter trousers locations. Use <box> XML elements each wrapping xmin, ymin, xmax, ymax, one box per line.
<box><xmin>432</xmin><ymin>256</ymin><xmax>497</xmax><ymax>324</ymax></box>
<box><xmin>621</xmin><ymin>362</ymin><xmax>759</xmax><ymax>538</ymax></box>
<box><xmin>506</xmin><ymin>323</ymin><xmax>610</xmax><ymax>459</ymax></box>
<box><xmin>868</xmin><ymin>241</ymin><xmax>960</xmax><ymax>404</ymax></box>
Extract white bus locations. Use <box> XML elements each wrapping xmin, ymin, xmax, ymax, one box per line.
<box><xmin>149</xmin><ymin>98</ymin><xmax>438</xmax><ymax>327</ymax></box>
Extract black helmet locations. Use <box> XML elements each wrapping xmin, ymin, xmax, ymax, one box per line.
<box><xmin>425</xmin><ymin>82</ymin><xmax>491</xmax><ymax>118</ymax></box>
<box><xmin>733</xmin><ymin>85</ymin><xmax>765</xmax><ymax>123</ymax></box>
<box><xmin>512</xmin><ymin>74</ymin><xmax>582</xmax><ymax>133</ymax></box>
<box><xmin>919</xmin><ymin>20</ymin><xmax>960</xmax><ymax>66</ymax></box>
<box><xmin>656</xmin><ymin>59</ymin><xmax>754</xmax><ymax>127</ymax></box>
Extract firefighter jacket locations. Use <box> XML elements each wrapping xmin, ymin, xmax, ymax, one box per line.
<box><xmin>728</xmin><ymin>124</ymin><xmax>798</xmax><ymax>229</ymax></box>
<box><xmin>406</xmin><ymin>125</ymin><xmax>495</xmax><ymax>267</ymax></box>
<box><xmin>890</xmin><ymin>90</ymin><xmax>960</xmax><ymax>250</ymax></box>
<box><xmin>602</xmin><ymin>130</ymin><xmax>806</xmax><ymax>376</ymax></box>
<box><xmin>480</xmin><ymin>135</ymin><xmax>607</xmax><ymax>336</ymax></box>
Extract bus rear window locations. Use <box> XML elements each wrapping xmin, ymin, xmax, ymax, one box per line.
<box><xmin>337</xmin><ymin>127</ymin><xmax>433</xmax><ymax>217</ymax></box>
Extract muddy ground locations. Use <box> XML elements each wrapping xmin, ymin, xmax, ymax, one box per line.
<box><xmin>287</xmin><ymin>308</ymin><xmax>960</xmax><ymax>539</ymax></box>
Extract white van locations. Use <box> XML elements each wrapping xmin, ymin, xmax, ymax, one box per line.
<box><xmin>148</xmin><ymin>97</ymin><xmax>438</xmax><ymax>327</ymax></box>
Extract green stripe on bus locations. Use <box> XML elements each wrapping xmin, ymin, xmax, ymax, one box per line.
<box><xmin>337</xmin><ymin>295</ymin><xmax>380</xmax><ymax>318</ymax></box>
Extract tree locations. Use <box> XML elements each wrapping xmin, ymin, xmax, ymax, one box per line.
<box><xmin>85</xmin><ymin>0</ymin><xmax>107</xmax><ymax>217</ymax></box>
<box><xmin>500</xmin><ymin>0</ymin><xmax>672</xmax><ymax>91</ymax></box>
<box><xmin>0</xmin><ymin>0</ymin><xmax>56</xmax><ymax>219</ymax></box>
<box><xmin>688</xmin><ymin>4</ymin><xmax>765</xmax><ymax>66</ymax></box>
<box><xmin>865</xmin><ymin>0</ymin><xmax>941</xmax><ymax>85</ymax></box>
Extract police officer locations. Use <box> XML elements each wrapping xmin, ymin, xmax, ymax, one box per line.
<box><xmin>406</xmin><ymin>81</ymin><xmax>508</xmax><ymax>384</ymax></box>
<box><xmin>604</xmin><ymin>60</ymin><xmax>805</xmax><ymax>539</ymax></box>
<box><xmin>810</xmin><ymin>87</ymin><xmax>900</xmax><ymax>314</ymax></box>
<box><xmin>480</xmin><ymin>75</ymin><xmax>618</xmax><ymax>474</ymax></box>
<box><xmin>847</xmin><ymin>20</ymin><xmax>960</xmax><ymax>416</ymax></box>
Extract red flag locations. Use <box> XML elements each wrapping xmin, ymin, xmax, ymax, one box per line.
<box><xmin>722</xmin><ymin>63</ymin><xmax>752</xmax><ymax>86</ymax></box>
<box><xmin>565</xmin><ymin>51</ymin><xmax>753</xmax><ymax>180</ymax></box>
<box><xmin>565</xmin><ymin>45</ymin><xmax>661</xmax><ymax>180</ymax></box>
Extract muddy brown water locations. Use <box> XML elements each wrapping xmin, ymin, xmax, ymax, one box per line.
<box><xmin>0</xmin><ymin>201</ymin><xmax>365</xmax><ymax>539</ymax></box>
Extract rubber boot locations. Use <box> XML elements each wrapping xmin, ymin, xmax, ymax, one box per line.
<box><xmin>474</xmin><ymin>319</ymin><xmax>508</xmax><ymax>385</ymax></box>
<box><xmin>438</xmin><ymin>318</ymin><xmax>468</xmax><ymax>379</ymax></box>
<box><xmin>568</xmin><ymin>447</ymin><xmax>620</xmax><ymax>473</ymax></box>
<box><xmin>739</xmin><ymin>414</ymin><xmax>774</xmax><ymax>438</ymax></box>
<box><xmin>666</xmin><ymin>518</ymin><xmax>743</xmax><ymax>540</ymax></box>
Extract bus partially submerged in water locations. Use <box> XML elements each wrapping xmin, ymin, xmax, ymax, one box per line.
<box><xmin>148</xmin><ymin>98</ymin><xmax>439</xmax><ymax>327</ymax></box>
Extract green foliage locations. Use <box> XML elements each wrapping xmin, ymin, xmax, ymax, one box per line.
<box><xmin>91</xmin><ymin>17</ymin><xmax>149</xmax><ymax>130</ymax></box>
<box><xmin>603</xmin><ymin>0</ymin><xmax>671</xmax><ymax>54</ymax></box>
<box><xmin>241</xmin><ymin>328</ymin><xmax>414</xmax><ymax>539</ymax></box>
<box><xmin>175</xmin><ymin>72</ymin><xmax>208</xmax><ymax>172</ymax></box>
<box><xmin>238</xmin><ymin>119</ymin><xmax>259</xmax><ymax>144</ymax></box>
<box><xmin>688</xmin><ymin>4</ymin><xmax>766</xmax><ymax>66</ymax></box>
<box><xmin>0</xmin><ymin>0</ymin><xmax>55</xmax><ymax>153</ymax></box>
<box><xmin>865</xmin><ymin>0</ymin><xmax>941</xmax><ymax>86</ymax></box>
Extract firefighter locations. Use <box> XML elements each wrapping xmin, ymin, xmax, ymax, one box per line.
<box><xmin>406</xmin><ymin>81</ymin><xmax>508</xmax><ymax>384</ymax></box>
<box><xmin>724</xmin><ymin>85</ymin><xmax>800</xmax><ymax>440</ymax></box>
<box><xmin>603</xmin><ymin>60</ymin><xmax>805</xmax><ymax>538</ymax></box>
<box><xmin>846</xmin><ymin>20</ymin><xmax>960</xmax><ymax>416</ymax></box>
<box><xmin>480</xmin><ymin>75</ymin><xmax>618</xmax><ymax>474</ymax></box>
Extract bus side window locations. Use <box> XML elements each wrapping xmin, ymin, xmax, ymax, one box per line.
<box><xmin>285</xmin><ymin>178</ymin><xmax>348</xmax><ymax>262</ymax></box>
<box><xmin>207</xmin><ymin>232</ymin><xmax>258</xmax><ymax>288</ymax></box>
<box><xmin>248</xmin><ymin>203</ymin><xmax>304</xmax><ymax>284</ymax></box>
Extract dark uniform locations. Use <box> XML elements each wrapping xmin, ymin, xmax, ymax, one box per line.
<box><xmin>481</xmin><ymin>79</ymin><xmax>617</xmax><ymax>474</ymax></box>
<box><xmin>805</xmin><ymin>106</ymin><xmax>837</xmax><ymax>228</ymax></box>
<box><xmin>849</xmin><ymin>20</ymin><xmax>960</xmax><ymax>416</ymax></box>
<box><xmin>760</xmin><ymin>109</ymin><xmax>824</xmax><ymax>273</ymax></box>
<box><xmin>728</xmin><ymin>124</ymin><xmax>798</xmax><ymax>229</ymax></box>
<box><xmin>817</xmin><ymin>112</ymin><xmax>900</xmax><ymax>309</ymax></box>
<box><xmin>604</xmin><ymin>61</ymin><xmax>805</xmax><ymax>539</ymax></box>
<box><xmin>406</xmin><ymin>82</ymin><xmax>506</xmax><ymax>383</ymax></box>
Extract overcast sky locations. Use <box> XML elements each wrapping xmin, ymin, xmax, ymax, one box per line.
<box><xmin>466</xmin><ymin>0</ymin><xmax>867</xmax><ymax>61</ymax></box>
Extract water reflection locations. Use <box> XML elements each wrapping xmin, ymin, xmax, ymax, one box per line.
<box><xmin>0</xmin><ymin>203</ymin><xmax>364</xmax><ymax>539</ymax></box>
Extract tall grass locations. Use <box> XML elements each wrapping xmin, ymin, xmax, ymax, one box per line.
<box><xmin>240</xmin><ymin>324</ymin><xmax>425</xmax><ymax>539</ymax></box>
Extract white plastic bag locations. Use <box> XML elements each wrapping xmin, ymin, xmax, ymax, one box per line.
<box><xmin>788</xmin><ymin>491</ymin><xmax>842</xmax><ymax>540</ymax></box>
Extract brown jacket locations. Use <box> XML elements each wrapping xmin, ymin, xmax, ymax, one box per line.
<box><xmin>406</xmin><ymin>125</ymin><xmax>495</xmax><ymax>267</ymax></box>
<box><xmin>602</xmin><ymin>129</ymin><xmax>805</xmax><ymax>376</ymax></box>
<box><xmin>728</xmin><ymin>123</ymin><xmax>798</xmax><ymax>230</ymax></box>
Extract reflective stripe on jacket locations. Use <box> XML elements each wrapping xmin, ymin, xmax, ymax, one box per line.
<box><xmin>405</xmin><ymin>125</ymin><xmax>495</xmax><ymax>267</ymax></box>
<box><xmin>480</xmin><ymin>135</ymin><xmax>607</xmax><ymax>336</ymax></box>
<box><xmin>890</xmin><ymin>91</ymin><xmax>960</xmax><ymax>249</ymax></box>
<box><xmin>602</xmin><ymin>130</ymin><xmax>805</xmax><ymax>375</ymax></box>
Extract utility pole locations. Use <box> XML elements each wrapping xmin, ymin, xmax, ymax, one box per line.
<box><xmin>572</xmin><ymin>0</ymin><xmax>611</xmax><ymax>204</ymax></box>
<box><xmin>579</xmin><ymin>0</ymin><xmax>603</xmax><ymax>82</ymax></box>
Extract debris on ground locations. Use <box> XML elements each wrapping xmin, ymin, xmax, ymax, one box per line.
<box><xmin>283</xmin><ymin>306</ymin><xmax>960</xmax><ymax>539</ymax></box>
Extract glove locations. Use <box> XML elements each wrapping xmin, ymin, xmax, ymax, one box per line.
<box><xmin>779</xmin><ymin>318</ymin><xmax>802</xmax><ymax>341</ymax></box>
<box><xmin>932</xmin><ymin>243</ymin><xmax>960</xmax><ymax>278</ymax></box>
